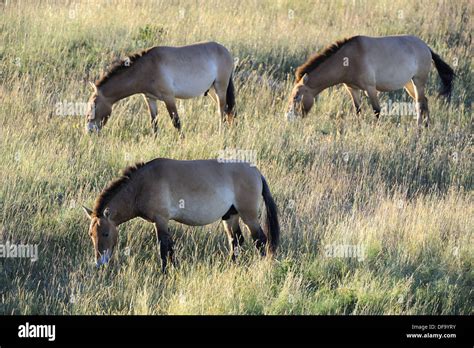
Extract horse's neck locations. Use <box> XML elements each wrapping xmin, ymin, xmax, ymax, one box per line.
<box><xmin>100</xmin><ymin>70</ymin><xmax>145</xmax><ymax>103</ymax></box>
<box><xmin>108</xmin><ymin>189</ymin><xmax>138</xmax><ymax>226</ymax></box>
<box><xmin>309</xmin><ymin>54</ymin><xmax>346</xmax><ymax>94</ymax></box>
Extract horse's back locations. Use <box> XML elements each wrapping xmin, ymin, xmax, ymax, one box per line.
<box><xmin>356</xmin><ymin>35</ymin><xmax>430</xmax><ymax>59</ymax></box>
<box><xmin>354</xmin><ymin>35</ymin><xmax>432</xmax><ymax>90</ymax></box>
<box><xmin>150</xmin><ymin>42</ymin><xmax>233</xmax><ymax>98</ymax></box>
<box><xmin>152</xmin><ymin>41</ymin><xmax>232</xmax><ymax>67</ymax></box>
<box><xmin>154</xmin><ymin>159</ymin><xmax>261</xmax><ymax>188</ymax></box>
<box><xmin>142</xmin><ymin>159</ymin><xmax>262</xmax><ymax>225</ymax></box>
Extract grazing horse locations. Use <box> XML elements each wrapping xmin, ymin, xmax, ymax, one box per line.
<box><xmin>82</xmin><ymin>158</ymin><xmax>280</xmax><ymax>272</ymax></box>
<box><xmin>286</xmin><ymin>35</ymin><xmax>455</xmax><ymax>127</ymax></box>
<box><xmin>85</xmin><ymin>42</ymin><xmax>235</xmax><ymax>135</ymax></box>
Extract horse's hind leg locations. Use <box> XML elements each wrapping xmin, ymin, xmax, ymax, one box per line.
<box><xmin>235</xmin><ymin>222</ymin><xmax>245</xmax><ymax>247</ymax></box>
<box><xmin>239</xmin><ymin>210</ymin><xmax>267</xmax><ymax>257</ymax></box>
<box><xmin>404</xmin><ymin>81</ymin><xmax>417</xmax><ymax>100</ymax></box>
<box><xmin>154</xmin><ymin>219</ymin><xmax>174</xmax><ymax>273</ymax></box>
<box><xmin>222</xmin><ymin>214</ymin><xmax>244</xmax><ymax>261</ymax></box>
<box><xmin>245</xmin><ymin>221</ymin><xmax>267</xmax><ymax>257</ymax></box>
<box><xmin>412</xmin><ymin>77</ymin><xmax>430</xmax><ymax>127</ymax></box>
<box><xmin>213</xmin><ymin>80</ymin><xmax>230</xmax><ymax>128</ymax></box>
<box><xmin>143</xmin><ymin>95</ymin><xmax>159</xmax><ymax>135</ymax></box>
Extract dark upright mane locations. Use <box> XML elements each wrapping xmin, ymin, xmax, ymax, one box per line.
<box><xmin>96</xmin><ymin>48</ymin><xmax>153</xmax><ymax>87</ymax></box>
<box><xmin>93</xmin><ymin>162</ymin><xmax>147</xmax><ymax>217</ymax></box>
<box><xmin>295</xmin><ymin>36</ymin><xmax>358</xmax><ymax>82</ymax></box>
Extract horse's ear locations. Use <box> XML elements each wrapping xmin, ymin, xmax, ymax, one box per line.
<box><xmin>88</xmin><ymin>81</ymin><xmax>98</xmax><ymax>94</ymax></box>
<box><xmin>103</xmin><ymin>207</ymin><xmax>111</xmax><ymax>219</ymax></box>
<box><xmin>82</xmin><ymin>206</ymin><xmax>93</xmax><ymax>219</ymax></box>
<box><xmin>302</xmin><ymin>73</ymin><xmax>309</xmax><ymax>84</ymax></box>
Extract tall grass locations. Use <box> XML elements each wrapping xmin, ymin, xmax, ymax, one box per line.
<box><xmin>0</xmin><ymin>0</ymin><xmax>472</xmax><ymax>314</ymax></box>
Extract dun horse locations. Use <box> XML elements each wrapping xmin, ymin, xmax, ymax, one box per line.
<box><xmin>85</xmin><ymin>41</ymin><xmax>235</xmax><ymax>135</ymax></box>
<box><xmin>82</xmin><ymin>158</ymin><xmax>280</xmax><ymax>272</ymax></box>
<box><xmin>286</xmin><ymin>35</ymin><xmax>454</xmax><ymax>127</ymax></box>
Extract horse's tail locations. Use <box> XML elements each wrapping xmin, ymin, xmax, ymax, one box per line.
<box><xmin>226</xmin><ymin>74</ymin><xmax>236</xmax><ymax>114</ymax></box>
<box><xmin>430</xmin><ymin>49</ymin><xmax>455</xmax><ymax>99</ymax></box>
<box><xmin>261</xmin><ymin>175</ymin><xmax>280</xmax><ymax>255</ymax></box>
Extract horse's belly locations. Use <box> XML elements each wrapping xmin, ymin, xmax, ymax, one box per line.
<box><xmin>374</xmin><ymin>57</ymin><xmax>418</xmax><ymax>92</ymax></box>
<box><xmin>173</xmin><ymin>78</ymin><xmax>214</xmax><ymax>98</ymax></box>
<box><xmin>376</xmin><ymin>81</ymin><xmax>408</xmax><ymax>92</ymax></box>
<box><xmin>170</xmin><ymin>188</ymin><xmax>234</xmax><ymax>226</ymax></box>
<box><xmin>173</xmin><ymin>213</ymin><xmax>223</xmax><ymax>226</ymax></box>
<box><xmin>169</xmin><ymin>64</ymin><xmax>217</xmax><ymax>99</ymax></box>
<box><xmin>172</xmin><ymin>206</ymin><xmax>231</xmax><ymax>226</ymax></box>
<box><xmin>375</xmin><ymin>71</ymin><xmax>415</xmax><ymax>91</ymax></box>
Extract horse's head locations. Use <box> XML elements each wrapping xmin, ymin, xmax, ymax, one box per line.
<box><xmin>286</xmin><ymin>74</ymin><xmax>315</xmax><ymax>120</ymax></box>
<box><xmin>83</xmin><ymin>206</ymin><xmax>118</xmax><ymax>267</ymax></box>
<box><xmin>85</xmin><ymin>82</ymin><xmax>112</xmax><ymax>133</ymax></box>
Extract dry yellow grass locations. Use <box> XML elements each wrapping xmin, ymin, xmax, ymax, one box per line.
<box><xmin>0</xmin><ymin>0</ymin><xmax>472</xmax><ymax>314</ymax></box>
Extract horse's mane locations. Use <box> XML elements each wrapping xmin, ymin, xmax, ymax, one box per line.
<box><xmin>96</xmin><ymin>48</ymin><xmax>153</xmax><ymax>87</ymax></box>
<box><xmin>93</xmin><ymin>161</ymin><xmax>147</xmax><ymax>217</ymax></box>
<box><xmin>295</xmin><ymin>36</ymin><xmax>358</xmax><ymax>82</ymax></box>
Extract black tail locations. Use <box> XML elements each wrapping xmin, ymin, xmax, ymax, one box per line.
<box><xmin>430</xmin><ymin>49</ymin><xmax>455</xmax><ymax>99</ymax></box>
<box><xmin>225</xmin><ymin>74</ymin><xmax>235</xmax><ymax>114</ymax></box>
<box><xmin>261</xmin><ymin>175</ymin><xmax>280</xmax><ymax>255</ymax></box>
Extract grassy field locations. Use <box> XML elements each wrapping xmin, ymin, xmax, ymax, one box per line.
<box><xmin>0</xmin><ymin>0</ymin><xmax>472</xmax><ymax>315</ymax></box>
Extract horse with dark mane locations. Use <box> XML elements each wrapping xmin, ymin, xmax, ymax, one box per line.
<box><xmin>286</xmin><ymin>35</ymin><xmax>454</xmax><ymax>127</ymax></box>
<box><xmin>82</xmin><ymin>158</ymin><xmax>280</xmax><ymax>272</ymax></box>
<box><xmin>85</xmin><ymin>42</ymin><xmax>235</xmax><ymax>135</ymax></box>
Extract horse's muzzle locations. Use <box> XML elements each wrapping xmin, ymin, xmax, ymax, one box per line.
<box><xmin>96</xmin><ymin>249</ymin><xmax>111</xmax><ymax>267</ymax></box>
<box><xmin>86</xmin><ymin>122</ymin><xmax>100</xmax><ymax>134</ymax></box>
<box><xmin>286</xmin><ymin>109</ymin><xmax>297</xmax><ymax>121</ymax></box>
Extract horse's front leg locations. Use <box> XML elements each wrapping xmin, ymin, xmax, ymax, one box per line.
<box><xmin>143</xmin><ymin>95</ymin><xmax>159</xmax><ymax>135</ymax></box>
<box><xmin>366</xmin><ymin>86</ymin><xmax>381</xmax><ymax>119</ymax></box>
<box><xmin>154</xmin><ymin>219</ymin><xmax>174</xmax><ymax>273</ymax></box>
<box><xmin>344</xmin><ymin>85</ymin><xmax>362</xmax><ymax>115</ymax></box>
<box><xmin>163</xmin><ymin>97</ymin><xmax>183</xmax><ymax>137</ymax></box>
